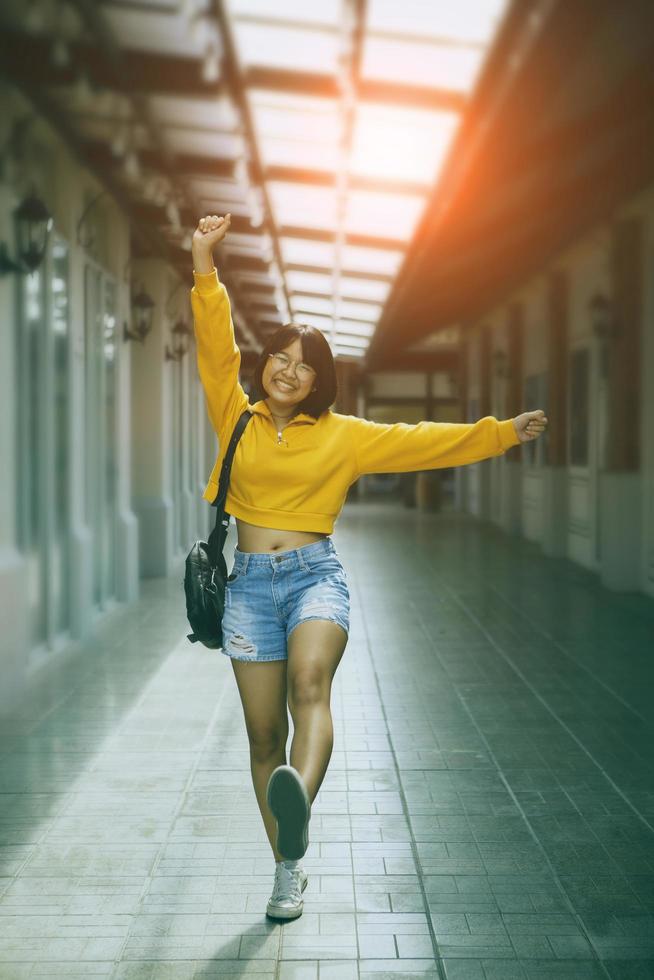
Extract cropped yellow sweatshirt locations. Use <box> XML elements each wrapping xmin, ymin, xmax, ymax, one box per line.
<box><xmin>191</xmin><ymin>268</ymin><xmax>521</xmax><ymax>533</ymax></box>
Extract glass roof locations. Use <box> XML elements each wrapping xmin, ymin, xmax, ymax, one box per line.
<box><xmin>351</xmin><ymin>104</ymin><xmax>459</xmax><ymax>184</ymax></box>
<box><xmin>233</xmin><ymin>22</ymin><xmax>341</xmax><ymax>74</ymax></box>
<box><xmin>344</xmin><ymin>189</ymin><xmax>424</xmax><ymax>240</ymax></box>
<box><xmin>285</xmin><ymin>270</ymin><xmax>334</xmax><ymax>294</ymax></box>
<box><xmin>341</xmin><ymin>244</ymin><xmax>404</xmax><ymax>276</ymax></box>
<box><xmin>366</xmin><ymin>0</ymin><xmax>507</xmax><ymax>44</ymax></box>
<box><xmin>225</xmin><ymin>0</ymin><xmax>509</xmax><ymax>358</ymax></box>
<box><xmin>268</xmin><ymin>182</ymin><xmax>338</xmax><ymax>230</ymax></box>
<box><xmin>361</xmin><ymin>37</ymin><xmax>485</xmax><ymax>92</ymax></box>
<box><xmin>279</xmin><ymin>237</ymin><xmax>336</xmax><ymax>268</ymax></box>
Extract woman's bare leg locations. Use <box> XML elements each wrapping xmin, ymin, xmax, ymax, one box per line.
<box><xmin>230</xmin><ymin>658</ymin><xmax>289</xmax><ymax>862</ymax></box>
<box><xmin>286</xmin><ymin>620</ymin><xmax>348</xmax><ymax>803</ymax></box>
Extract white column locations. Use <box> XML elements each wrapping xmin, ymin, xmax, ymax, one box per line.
<box><xmin>0</xmin><ymin>184</ymin><xmax>29</xmax><ymax>714</ymax></box>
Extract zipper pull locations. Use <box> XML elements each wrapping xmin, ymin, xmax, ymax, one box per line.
<box><xmin>277</xmin><ymin>430</ymin><xmax>283</xmax><ymax>445</ymax></box>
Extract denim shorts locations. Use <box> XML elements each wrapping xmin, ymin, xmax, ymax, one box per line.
<box><xmin>220</xmin><ymin>536</ymin><xmax>350</xmax><ymax>662</ymax></box>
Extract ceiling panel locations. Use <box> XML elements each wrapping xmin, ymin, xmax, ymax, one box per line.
<box><xmin>268</xmin><ymin>182</ymin><xmax>338</xmax><ymax>230</ymax></box>
<box><xmin>350</xmin><ymin>103</ymin><xmax>459</xmax><ymax>183</ymax></box>
<box><xmin>331</xmin><ymin>333</ymin><xmax>369</xmax><ymax>348</ymax></box>
<box><xmin>339</xmin><ymin>277</ymin><xmax>391</xmax><ymax>302</ymax></box>
<box><xmin>149</xmin><ymin>94</ymin><xmax>239</xmax><ymax>131</ymax></box>
<box><xmin>366</xmin><ymin>0</ymin><xmax>507</xmax><ymax>44</ymax></box>
<box><xmin>344</xmin><ymin>189</ymin><xmax>425</xmax><ymax>240</ymax></box>
<box><xmin>293</xmin><ymin>312</ymin><xmax>334</xmax><ymax>331</ymax></box>
<box><xmin>361</xmin><ymin>36</ymin><xmax>486</xmax><ymax>92</ymax></box>
<box><xmin>259</xmin><ymin>137</ymin><xmax>340</xmax><ymax>171</ymax></box>
<box><xmin>337</xmin><ymin>299</ymin><xmax>384</xmax><ymax>322</ymax></box>
<box><xmin>333</xmin><ymin>320</ymin><xmax>376</xmax><ymax>337</ymax></box>
<box><xmin>340</xmin><ymin>244</ymin><xmax>404</xmax><ymax>276</ymax></box>
<box><xmin>279</xmin><ymin>238</ymin><xmax>336</xmax><ymax>268</ymax></box>
<box><xmin>188</xmin><ymin>179</ymin><xmax>245</xmax><ymax>204</ymax></box>
<box><xmin>103</xmin><ymin>4</ymin><xmax>209</xmax><ymax>57</ymax></box>
<box><xmin>164</xmin><ymin>128</ymin><xmax>245</xmax><ymax>159</ymax></box>
<box><xmin>233</xmin><ymin>21</ymin><xmax>340</xmax><ymax>73</ymax></box>
<box><xmin>286</xmin><ymin>271</ymin><xmax>334</xmax><ymax>294</ymax></box>
<box><xmin>291</xmin><ymin>294</ymin><xmax>334</xmax><ymax>316</ymax></box>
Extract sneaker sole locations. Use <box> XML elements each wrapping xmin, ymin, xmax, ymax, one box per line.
<box><xmin>265</xmin><ymin>872</ymin><xmax>308</xmax><ymax>920</ymax></box>
<box><xmin>266</xmin><ymin>765</ymin><xmax>311</xmax><ymax>860</ymax></box>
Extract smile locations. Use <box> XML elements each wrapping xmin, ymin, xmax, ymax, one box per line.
<box><xmin>275</xmin><ymin>379</ymin><xmax>296</xmax><ymax>391</ymax></box>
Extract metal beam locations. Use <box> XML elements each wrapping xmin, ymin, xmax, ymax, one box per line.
<box><xmin>245</xmin><ymin>65</ymin><xmax>466</xmax><ymax>113</ymax></box>
<box><xmin>279</xmin><ymin>225</ymin><xmax>406</xmax><ymax>251</ymax></box>
<box><xmin>284</xmin><ymin>263</ymin><xmax>393</xmax><ymax>283</ymax></box>
<box><xmin>264</xmin><ymin>165</ymin><xmax>430</xmax><ymax>198</ymax></box>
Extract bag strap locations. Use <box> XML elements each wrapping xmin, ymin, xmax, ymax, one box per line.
<box><xmin>209</xmin><ymin>408</ymin><xmax>253</xmax><ymax>556</ymax></box>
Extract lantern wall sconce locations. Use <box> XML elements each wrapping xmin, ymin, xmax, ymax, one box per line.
<box><xmin>589</xmin><ymin>292</ymin><xmax>619</xmax><ymax>340</ymax></box>
<box><xmin>0</xmin><ymin>187</ymin><xmax>54</xmax><ymax>276</ymax></box>
<box><xmin>124</xmin><ymin>281</ymin><xmax>155</xmax><ymax>342</ymax></box>
<box><xmin>165</xmin><ymin>318</ymin><xmax>192</xmax><ymax>361</ymax></box>
<box><xmin>492</xmin><ymin>348</ymin><xmax>511</xmax><ymax>380</ymax></box>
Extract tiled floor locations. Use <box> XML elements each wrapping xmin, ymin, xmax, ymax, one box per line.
<box><xmin>1</xmin><ymin>501</ymin><xmax>653</xmax><ymax>980</ymax></box>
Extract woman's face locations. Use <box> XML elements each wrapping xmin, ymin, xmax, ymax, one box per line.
<box><xmin>261</xmin><ymin>337</ymin><xmax>316</xmax><ymax>410</ymax></box>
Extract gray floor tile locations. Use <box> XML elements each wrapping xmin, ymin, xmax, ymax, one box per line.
<box><xmin>1</xmin><ymin>503</ymin><xmax>653</xmax><ymax>977</ymax></box>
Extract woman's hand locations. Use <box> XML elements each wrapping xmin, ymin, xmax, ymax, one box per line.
<box><xmin>192</xmin><ymin>213</ymin><xmax>231</xmax><ymax>254</ymax></box>
<box><xmin>512</xmin><ymin>409</ymin><xmax>548</xmax><ymax>443</ymax></box>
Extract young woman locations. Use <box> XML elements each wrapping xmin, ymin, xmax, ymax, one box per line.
<box><xmin>190</xmin><ymin>213</ymin><xmax>548</xmax><ymax>920</ymax></box>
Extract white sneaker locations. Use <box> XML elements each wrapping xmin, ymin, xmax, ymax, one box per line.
<box><xmin>266</xmin><ymin>765</ymin><xmax>311</xmax><ymax>860</ymax></box>
<box><xmin>266</xmin><ymin>862</ymin><xmax>308</xmax><ymax>920</ymax></box>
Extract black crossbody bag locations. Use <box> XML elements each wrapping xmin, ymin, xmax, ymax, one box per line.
<box><xmin>184</xmin><ymin>409</ymin><xmax>253</xmax><ymax>648</ymax></box>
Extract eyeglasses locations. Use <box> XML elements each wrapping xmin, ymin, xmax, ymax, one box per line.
<box><xmin>268</xmin><ymin>351</ymin><xmax>316</xmax><ymax>382</ymax></box>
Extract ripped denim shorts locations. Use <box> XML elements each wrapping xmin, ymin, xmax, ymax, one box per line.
<box><xmin>220</xmin><ymin>536</ymin><xmax>350</xmax><ymax>662</ymax></box>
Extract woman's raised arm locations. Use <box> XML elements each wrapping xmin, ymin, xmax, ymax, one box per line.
<box><xmin>190</xmin><ymin>214</ymin><xmax>248</xmax><ymax>443</ymax></box>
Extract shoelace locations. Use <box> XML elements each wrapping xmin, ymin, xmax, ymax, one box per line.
<box><xmin>271</xmin><ymin>864</ymin><xmax>302</xmax><ymax>903</ymax></box>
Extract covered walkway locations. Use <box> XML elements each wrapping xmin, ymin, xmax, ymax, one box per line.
<box><xmin>1</xmin><ymin>501</ymin><xmax>653</xmax><ymax>979</ymax></box>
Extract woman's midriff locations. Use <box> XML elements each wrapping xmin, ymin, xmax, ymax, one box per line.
<box><xmin>235</xmin><ymin>516</ymin><xmax>328</xmax><ymax>554</ymax></box>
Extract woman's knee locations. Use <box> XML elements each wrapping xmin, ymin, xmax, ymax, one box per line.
<box><xmin>230</xmin><ymin>657</ymin><xmax>288</xmax><ymax>760</ymax></box>
<box><xmin>247</xmin><ymin>723</ymin><xmax>288</xmax><ymax>761</ymax></box>
<box><xmin>288</xmin><ymin>675</ymin><xmax>326</xmax><ymax>711</ymax></box>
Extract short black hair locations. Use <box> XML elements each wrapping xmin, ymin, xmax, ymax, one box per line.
<box><xmin>250</xmin><ymin>323</ymin><xmax>338</xmax><ymax>417</ymax></box>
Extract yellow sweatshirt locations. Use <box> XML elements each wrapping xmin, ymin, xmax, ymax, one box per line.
<box><xmin>191</xmin><ymin>267</ymin><xmax>521</xmax><ymax>533</ymax></box>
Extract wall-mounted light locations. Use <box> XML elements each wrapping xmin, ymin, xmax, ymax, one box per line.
<box><xmin>0</xmin><ymin>187</ymin><xmax>54</xmax><ymax>276</ymax></box>
<box><xmin>589</xmin><ymin>292</ymin><xmax>618</xmax><ymax>340</ymax></box>
<box><xmin>492</xmin><ymin>348</ymin><xmax>511</xmax><ymax>380</ymax></box>
<box><xmin>165</xmin><ymin>318</ymin><xmax>192</xmax><ymax>361</ymax></box>
<box><xmin>124</xmin><ymin>282</ymin><xmax>155</xmax><ymax>342</ymax></box>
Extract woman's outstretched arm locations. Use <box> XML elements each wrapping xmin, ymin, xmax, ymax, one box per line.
<box><xmin>348</xmin><ymin>411</ymin><xmax>547</xmax><ymax>478</ymax></box>
<box><xmin>190</xmin><ymin>214</ymin><xmax>248</xmax><ymax>443</ymax></box>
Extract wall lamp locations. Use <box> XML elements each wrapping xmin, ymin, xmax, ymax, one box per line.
<box><xmin>0</xmin><ymin>188</ymin><xmax>53</xmax><ymax>276</ymax></box>
<box><xmin>165</xmin><ymin>318</ymin><xmax>192</xmax><ymax>361</ymax></box>
<box><xmin>124</xmin><ymin>282</ymin><xmax>155</xmax><ymax>342</ymax></box>
<box><xmin>589</xmin><ymin>292</ymin><xmax>619</xmax><ymax>340</ymax></box>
